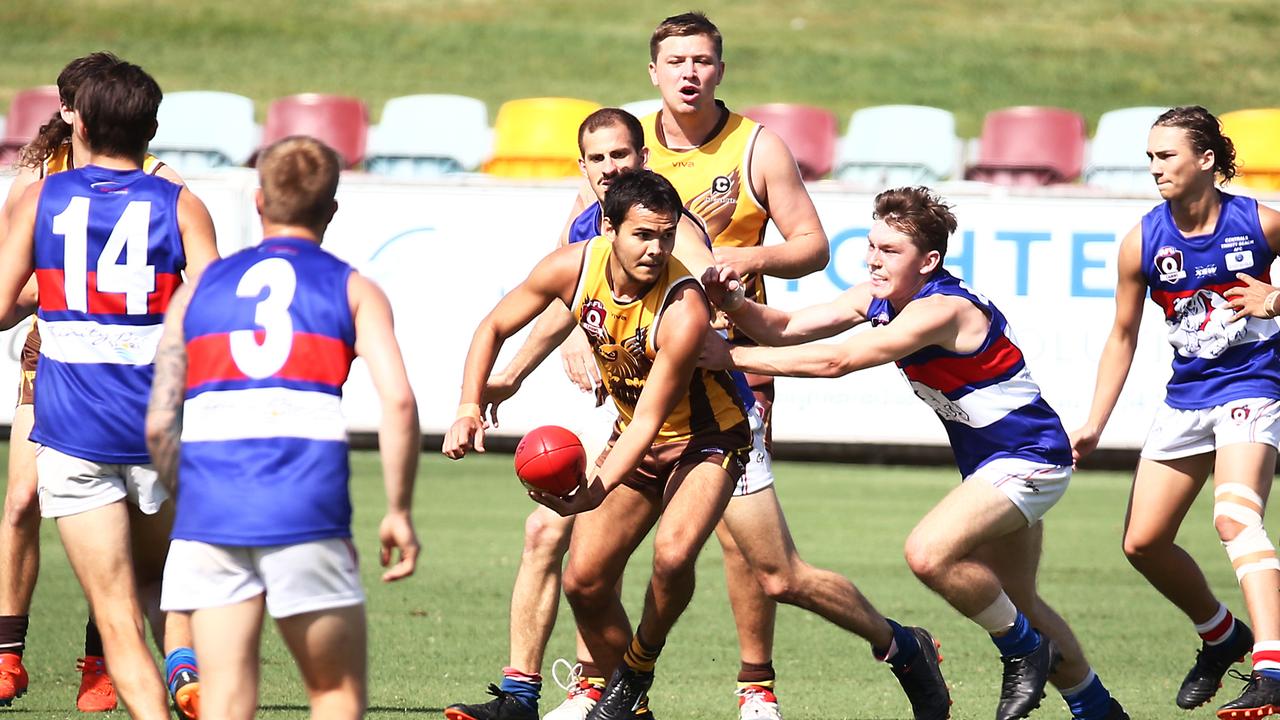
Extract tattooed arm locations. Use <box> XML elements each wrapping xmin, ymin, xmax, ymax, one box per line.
<box><xmin>147</xmin><ymin>282</ymin><xmax>195</xmax><ymax>493</ymax></box>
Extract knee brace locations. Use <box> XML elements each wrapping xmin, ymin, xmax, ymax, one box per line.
<box><xmin>1215</xmin><ymin>483</ymin><xmax>1280</xmax><ymax>582</ymax></box>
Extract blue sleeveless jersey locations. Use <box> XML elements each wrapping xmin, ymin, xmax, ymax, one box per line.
<box><xmin>31</xmin><ymin>166</ymin><xmax>185</xmax><ymax>463</ymax></box>
<box><xmin>173</xmin><ymin>238</ymin><xmax>357</xmax><ymax>546</ymax></box>
<box><xmin>1141</xmin><ymin>192</ymin><xmax>1280</xmax><ymax>409</ymax></box>
<box><xmin>869</xmin><ymin>270</ymin><xmax>1072</xmax><ymax>477</ymax></box>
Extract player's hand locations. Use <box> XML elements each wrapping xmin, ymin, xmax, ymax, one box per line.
<box><xmin>442</xmin><ymin>414</ymin><xmax>485</xmax><ymax>459</ymax></box>
<box><xmin>1068</xmin><ymin>425</ymin><xmax>1101</xmax><ymax>467</ymax></box>
<box><xmin>699</xmin><ymin>332</ymin><xmax>734</xmax><ymax>370</ymax></box>
<box><xmin>1225</xmin><ymin>273</ymin><xmax>1279</xmax><ymax>323</ymax></box>
<box><xmin>378</xmin><ymin>510</ymin><xmax>419</xmax><ymax>582</ymax></box>
<box><xmin>700</xmin><ymin>265</ymin><xmax>745</xmax><ymax>310</ymax></box>
<box><xmin>482</xmin><ymin>372</ymin><xmax>521</xmax><ymax>428</ymax></box>
<box><xmin>529</xmin><ymin>473</ymin><xmax>605</xmax><ymax>516</ymax></box>
<box><xmin>559</xmin><ymin>328</ymin><xmax>601</xmax><ymax>393</ymax></box>
<box><xmin>711</xmin><ymin>245</ymin><xmax>761</xmax><ymax>277</ymax></box>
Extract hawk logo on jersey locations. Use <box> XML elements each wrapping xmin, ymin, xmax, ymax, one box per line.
<box><xmin>588</xmin><ymin>326</ymin><xmax>651</xmax><ymax>408</ymax></box>
<box><xmin>686</xmin><ymin>167</ymin><xmax>741</xmax><ymax>240</ymax></box>
<box><xmin>1155</xmin><ymin>246</ymin><xmax>1187</xmax><ymax>284</ymax></box>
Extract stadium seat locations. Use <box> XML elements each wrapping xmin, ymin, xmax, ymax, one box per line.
<box><xmin>483</xmin><ymin>97</ymin><xmax>601</xmax><ymax>178</ymax></box>
<box><xmin>366</xmin><ymin>94</ymin><xmax>490</xmax><ymax>177</ymax></box>
<box><xmin>742</xmin><ymin>103</ymin><xmax>838</xmax><ymax>181</ymax></box>
<box><xmin>1</xmin><ymin>86</ymin><xmax>62</xmax><ymax>165</ymax></box>
<box><xmin>620</xmin><ymin>98</ymin><xmax>664</xmax><ymax>120</ymax></box>
<box><xmin>965</xmin><ymin>106</ymin><xmax>1086</xmax><ymax>186</ymax></box>
<box><xmin>1221</xmin><ymin>108</ymin><xmax>1280</xmax><ymax>192</ymax></box>
<box><xmin>151</xmin><ymin>91</ymin><xmax>259</xmax><ymax>172</ymax></box>
<box><xmin>260</xmin><ymin>94</ymin><xmax>369</xmax><ymax>169</ymax></box>
<box><xmin>835</xmin><ymin>105</ymin><xmax>958</xmax><ymax>188</ymax></box>
<box><xmin>1084</xmin><ymin>106</ymin><xmax>1165</xmax><ymax>194</ymax></box>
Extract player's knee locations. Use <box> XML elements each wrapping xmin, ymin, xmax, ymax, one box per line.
<box><xmin>650</xmin><ymin>544</ymin><xmax>696</xmax><ymax>587</ymax></box>
<box><xmin>563</xmin><ymin>567</ymin><xmax>611</xmax><ymax>610</ymax></box>
<box><xmin>755</xmin><ymin>569</ymin><xmax>799</xmax><ymax>603</ymax></box>
<box><xmin>522</xmin><ymin>511</ymin><xmax>571</xmax><ymax>563</ymax></box>
<box><xmin>1214</xmin><ymin>514</ymin><xmax>1247</xmax><ymax>543</ymax></box>
<box><xmin>2</xmin><ymin>487</ymin><xmax>41</xmax><ymax>532</ymax></box>
<box><xmin>903</xmin><ymin>535</ymin><xmax>945</xmax><ymax>586</ymax></box>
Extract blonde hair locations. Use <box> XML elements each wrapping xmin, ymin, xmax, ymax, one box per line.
<box><xmin>257</xmin><ymin>136</ymin><xmax>340</xmax><ymax>228</ymax></box>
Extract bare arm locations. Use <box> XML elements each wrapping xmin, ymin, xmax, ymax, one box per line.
<box><xmin>146</xmin><ymin>282</ymin><xmax>194</xmax><ymax>493</ymax></box>
<box><xmin>0</xmin><ymin>182</ymin><xmax>41</xmax><ymax>324</ymax></box>
<box><xmin>350</xmin><ymin>272</ymin><xmax>421</xmax><ymax>581</ymax></box>
<box><xmin>154</xmin><ymin>162</ymin><xmax>185</xmax><ymax>186</ymax></box>
<box><xmin>714</xmin><ymin>128</ymin><xmax>829</xmax><ymax>279</ymax></box>
<box><xmin>1070</xmin><ymin>225</ymin><xmax>1146</xmax><ymax>462</ymax></box>
<box><xmin>177</xmin><ymin>187</ymin><xmax>220</xmax><ymax>281</ymax></box>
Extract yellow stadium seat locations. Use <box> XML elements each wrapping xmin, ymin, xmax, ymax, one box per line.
<box><xmin>484</xmin><ymin>97</ymin><xmax>601</xmax><ymax>178</ymax></box>
<box><xmin>1222</xmin><ymin>109</ymin><xmax>1280</xmax><ymax>191</ymax></box>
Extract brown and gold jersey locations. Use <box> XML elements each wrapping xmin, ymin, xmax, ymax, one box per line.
<box><xmin>42</xmin><ymin>142</ymin><xmax>167</xmax><ymax>177</ymax></box>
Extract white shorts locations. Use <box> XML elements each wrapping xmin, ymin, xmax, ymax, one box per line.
<box><xmin>967</xmin><ymin>457</ymin><xmax>1071</xmax><ymax>525</ymax></box>
<box><xmin>161</xmin><ymin>538</ymin><xmax>365</xmax><ymax>618</ymax></box>
<box><xmin>1141</xmin><ymin>397</ymin><xmax>1280</xmax><ymax>460</ymax></box>
<box><xmin>35</xmin><ymin>445</ymin><xmax>167</xmax><ymax>519</ymax></box>
<box><xmin>731</xmin><ymin>403</ymin><xmax>774</xmax><ymax>497</ymax></box>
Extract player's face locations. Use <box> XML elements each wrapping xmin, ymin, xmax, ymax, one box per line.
<box><xmin>649</xmin><ymin>34</ymin><xmax>724</xmax><ymax>116</ymax></box>
<box><xmin>1147</xmin><ymin>125</ymin><xmax>1215</xmax><ymax>201</ymax></box>
<box><xmin>579</xmin><ymin>125</ymin><xmax>647</xmax><ymax>203</ymax></box>
<box><xmin>605</xmin><ymin>204</ymin><xmax>678</xmax><ymax>291</ymax></box>
<box><xmin>865</xmin><ymin>221</ymin><xmax>939</xmax><ymax>304</ymax></box>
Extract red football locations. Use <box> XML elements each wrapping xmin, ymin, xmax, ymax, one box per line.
<box><xmin>514</xmin><ymin>426</ymin><xmax>586</xmax><ymax>496</ymax></box>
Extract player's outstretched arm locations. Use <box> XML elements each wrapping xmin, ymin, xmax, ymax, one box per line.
<box><xmin>146</xmin><ymin>282</ymin><xmax>195</xmax><ymax>493</ymax></box>
<box><xmin>350</xmin><ymin>273</ymin><xmax>421</xmax><ymax>582</ymax></box>
<box><xmin>493</xmin><ymin>300</ymin><xmax>581</xmax><ymax>401</ymax></box>
<box><xmin>176</xmin><ymin>187</ymin><xmax>220</xmax><ymax>281</ymax></box>
<box><xmin>703</xmin><ymin>266</ymin><xmax>870</xmax><ymax>346</ymax></box>
<box><xmin>1070</xmin><ymin>225</ymin><xmax>1145</xmax><ymax>463</ymax></box>
<box><xmin>713</xmin><ymin>128</ymin><xmax>829</xmax><ymax>279</ymax></box>
<box><xmin>0</xmin><ymin>182</ymin><xmax>42</xmax><ymax>327</ymax></box>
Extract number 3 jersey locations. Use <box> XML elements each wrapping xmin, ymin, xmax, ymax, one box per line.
<box><xmin>173</xmin><ymin>237</ymin><xmax>358</xmax><ymax>546</ymax></box>
<box><xmin>31</xmin><ymin>166</ymin><xmax>185</xmax><ymax>463</ymax></box>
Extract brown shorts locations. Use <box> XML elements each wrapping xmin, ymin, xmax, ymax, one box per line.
<box><xmin>594</xmin><ymin>421</ymin><xmax>751</xmax><ymax>495</ymax></box>
<box><xmin>16</xmin><ymin>323</ymin><xmax>39</xmax><ymax>406</ymax></box>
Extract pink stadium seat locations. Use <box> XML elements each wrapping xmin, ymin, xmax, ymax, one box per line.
<box><xmin>742</xmin><ymin>103</ymin><xmax>838</xmax><ymax>181</ymax></box>
<box><xmin>259</xmin><ymin>94</ymin><xmax>368</xmax><ymax>169</ymax></box>
<box><xmin>1</xmin><ymin>86</ymin><xmax>62</xmax><ymax>164</ymax></box>
<box><xmin>965</xmin><ymin>106</ymin><xmax>1086</xmax><ymax>186</ymax></box>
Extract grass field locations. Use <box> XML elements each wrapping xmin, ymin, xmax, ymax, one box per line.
<box><xmin>7</xmin><ymin>447</ymin><xmax>1250</xmax><ymax>719</ymax></box>
<box><xmin>2</xmin><ymin>1</ymin><xmax>1278</xmax><ymax>135</ymax></box>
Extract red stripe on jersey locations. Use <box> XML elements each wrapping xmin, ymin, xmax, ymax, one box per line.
<box><xmin>902</xmin><ymin>333</ymin><xmax>1023</xmax><ymax>395</ymax></box>
<box><xmin>1149</xmin><ymin>273</ymin><xmax>1271</xmax><ymax>319</ymax></box>
<box><xmin>35</xmin><ymin>269</ymin><xmax>180</xmax><ymax>314</ymax></box>
<box><xmin>186</xmin><ymin>332</ymin><xmax>355</xmax><ymax>388</ymax></box>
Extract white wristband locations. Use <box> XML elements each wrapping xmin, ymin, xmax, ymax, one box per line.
<box><xmin>720</xmin><ymin>285</ymin><xmax>746</xmax><ymax>312</ymax></box>
<box><xmin>1266</xmin><ymin>290</ymin><xmax>1280</xmax><ymax>319</ymax></box>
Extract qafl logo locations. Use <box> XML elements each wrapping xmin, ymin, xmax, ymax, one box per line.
<box><xmin>1155</xmin><ymin>246</ymin><xmax>1186</xmax><ymax>284</ymax></box>
<box><xmin>580</xmin><ymin>299</ymin><xmax>607</xmax><ymax>337</ymax></box>
<box><xmin>1230</xmin><ymin>405</ymin><xmax>1252</xmax><ymax>423</ymax></box>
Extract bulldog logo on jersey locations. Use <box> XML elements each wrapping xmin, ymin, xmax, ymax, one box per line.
<box><xmin>1155</xmin><ymin>246</ymin><xmax>1187</xmax><ymax>284</ymax></box>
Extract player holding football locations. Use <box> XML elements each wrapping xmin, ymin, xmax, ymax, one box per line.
<box><xmin>0</xmin><ymin>60</ymin><xmax>218</xmax><ymax>720</ymax></box>
<box><xmin>700</xmin><ymin>186</ymin><xmax>1130</xmax><ymax>720</ymax></box>
<box><xmin>1072</xmin><ymin>106</ymin><xmax>1280</xmax><ymax>718</ymax></box>
<box><xmin>147</xmin><ymin>135</ymin><xmax>420</xmax><ymax>720</ymax></box>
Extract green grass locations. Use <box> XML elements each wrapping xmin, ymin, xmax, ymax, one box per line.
<box><xmin>1</xmin><ymin>1</ymin><xmax>1277</xmax><ymax>135</ymax></box>
<box><xmin>9</xmin><ymin>448</ymin><xmax>1249</xmax><ymax>719</ymax></box>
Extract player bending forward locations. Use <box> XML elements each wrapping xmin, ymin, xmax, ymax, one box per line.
<box><xmin>700</xmin><ymin>187</ymin><xmax>1129</xmax><ymax>720</ymax></box>
<box><xmin>147</xmin><ymin>136</ymin><xmax>421</xmax><ymax>720</ymax></box>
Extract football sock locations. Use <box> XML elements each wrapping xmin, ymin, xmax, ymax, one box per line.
<box><xmin>991</xmin><ymin>611</ymin><xmax>1040</xmax><ymax>658</ymax></box>
<box><xmin>0</xmin><ymin>615</ymin><xmax>28</xmax><ymax>657</ymax></box>
<box><xmin>1195</xmin><ymin>603</ymin><xmax>1236</xmax><ymax>646</ymax></box>
<box><xmin>164</xmin><ymin>647</ymin><xmax>199</xmax><ymax>695</ymax></box>
<box><xmin>622</xmin><ymin>632</ymin><xmax>663</xmax><ymax>673</ymax></box>
<box><xmin>84</xmin><ymin>618</ymin><xmax>104</xmax><ymax>657</ymax></box>
<box><xmin>577</xmin><ymin>661</ymin><xmax>606</xmax><ymax>688</ymax></box>
<box><xmin>1253</xmin><ymin>642</ymin><xmax>1280</xmax><ymax>680</ymax></box>
<box><xmin>736</xmin><ymin>660</ymin><xmax>775</xmax><ymax>690</ymax></box>
<box><xmin>874</xmin><ymin>619</ymin><xmax>920</xmax><ymax>670</ymax></box>
<box><xmin>1061</xmin><ymin>670</ymin><xmax>1114</xmax><ymax>720</ymax></box>
<box><xmin>499</xmin><ymin>667</ymin><xmax>541</xmax><ymax>710</ymax></box>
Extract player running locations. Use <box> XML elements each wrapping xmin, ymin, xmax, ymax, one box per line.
<box><xmin>0</xmin><ymin>59</ymin><xmax>217</xmax><ymax>720</ymax></box>
<box><xmin>701</xmin><ymin>186</ymin><xmax>1130</xmax><ymax>720</ymax></box>
<box><xmin>1071</xmin><ymin>106</ymin><xmax>1280</xmax><ymax>719</ymax></box>
<box><xmin>148</xmin><ymin>135</ymin><xmax>420</xmax><ymax>720</ymax></box>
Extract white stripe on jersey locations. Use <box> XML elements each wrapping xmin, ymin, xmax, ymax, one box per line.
<box><xmin>182</xmin><ymin>387</ymin><xmax>347</xmax><ymax>442</ymax></box>
<box><xmin>37</xmin><ymin>318</ymin><xmax>163</xmax><ymax>365</ymax></box>
<box><xmin>906</xmin><ymin>366</ymin><xmax>1041</xmax><ymax>429</ymax></box>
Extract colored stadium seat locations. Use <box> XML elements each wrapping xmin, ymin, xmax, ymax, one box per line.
<box><xmin>835</xmin><ymin>105</ymin><xmax>958</xmax><ymax>187</ymax></box>
<box><xmin>483</xmin><ymin>97</ymin><xmax>601</xmax><ymax>178</ymax></box>
<box><xmin>620</xmin><ymin>98</ymin><xmax>664</xmax><ymax>120</ymax></box>
<box><xmin>1</xmin><ymin>86</ymin><xmax>62</xmax><ymax>165</ymax></box>
<box><xmin>366</xmin><ymin>94</ymin><xmax>490</xmax><ymax>177</ymax></box>
<box><xmin>1221</xmin><ymin>109</ymin><xmax>1280</xmax><ymax>192</ymax></box>
<box><xmin>151</xmin><ymin>91</ymin><xmax>259</xmax><ymax>172</ymax></box>
<box><xmin>966</xmin><ymin>106</ymin><xmax>1086</xmax><ymax>186</ymax></box>
<box><xmin>1085</xmin><ymin>106</ymin><xmax>1165</xmax><ymax>194</ymax></box>
<box><xmin>260</xmin><ymin>94</ymin><xmax>369</xmax><ymax>169</ymax></box>
<box><xmin>742</xmin><ymin>103</ymin><xmax>838</xmax><ymax>181</ymax></box>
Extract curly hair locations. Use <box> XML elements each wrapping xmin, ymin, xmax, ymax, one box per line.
<box><xmin>17</xmin><ymin>52</ymin><xmax>122</xmax><ymax>169</ymax></box>
<box><xmin>1153</xmin><ymin>106</ymin><xmax>1237</xmax><ymax>182</ymax></box>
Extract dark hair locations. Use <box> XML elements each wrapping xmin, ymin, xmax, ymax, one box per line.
<box><xmin>1153</xmin><ymin>106</ymin><xmax>1237</xmax><ymax>182</ymax></box>
<box><xmin>873</xmin><ymin>187</ymin><xmax>958</xmax><ymax>257</ymax></box>
<box><xmin>258</xmin><ymin>136</ymin><xmax>341</xmax><ymax>229</ymax></box>
<box><xmin>650</xmin><ymin>11</ymin><xmax>723</xmax><ymax>61</ymax></box>
<box><xmin>74</xmin><ymin>60</ymin><xmax>161</xmax><ymax>159</ymax></box>
<box><xmin>602</xmin><ymin>169</ymin><xmax>683</xmax><ymax>230</ymax></box>
<box><xmin>18</xmin><ymin>52</ymin><xmax>122</xmax><ymax>169</ymax></box>
<box><xmin>578</xmin><ymin>108</ymin><xmax>644</xmax><ymax>156</ymax></box>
